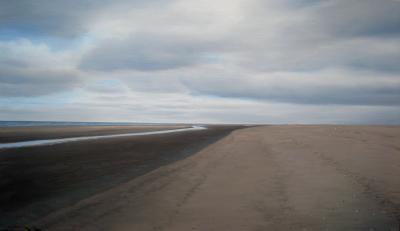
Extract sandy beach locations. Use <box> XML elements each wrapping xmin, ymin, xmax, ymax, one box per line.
<box><xmin>3</xmin><ymin>0</ymin><xmax>399</xmax><ymax>229</ymax></box>
<box><xmin>1</xmin><ymin>125</ymin><xmax>400</xmax><ymax>230</ymax></box>
<box><xmin>28</xmin><ymin>126</ymin><xmax>400</xmax><ymax>230</ymax></box>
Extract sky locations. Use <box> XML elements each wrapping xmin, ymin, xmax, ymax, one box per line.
<box><xmin>0</xmin><ymin>0</ymin><xmax>399</xmax><ymax>124</ymax></box>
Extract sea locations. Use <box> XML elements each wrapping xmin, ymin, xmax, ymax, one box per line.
<box><xmin>0</xmin><ymin>121</ymin><xmax>168</xmax><ymax>127</ymax></box>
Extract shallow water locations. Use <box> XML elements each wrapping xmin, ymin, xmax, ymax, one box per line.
<box><xmin>0</xmin><ymin>120</ymin><xmax>173</xmax><ymax>127</ymax></box>
<box><xmin>0</xmin><ymin>126</ymin><xmax>206</xmax><ymax>150</ymax></box>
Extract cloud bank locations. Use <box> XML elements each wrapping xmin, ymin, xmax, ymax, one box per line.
<box><xmin>0</xmin><ymin>0</ymin><xmax>399</xmax><ymax>124</ymax></box>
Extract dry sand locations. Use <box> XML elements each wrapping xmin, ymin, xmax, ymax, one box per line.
<box><xmin>33</xmin><ymin>125</ymin><xmax>400</xmax><ymax>231</ymax></box>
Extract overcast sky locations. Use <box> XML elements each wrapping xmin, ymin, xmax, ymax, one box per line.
<box><xmin>1</xmin><ymin>0</ymin><xmax>399</xmax><ymax>124</ymax></box>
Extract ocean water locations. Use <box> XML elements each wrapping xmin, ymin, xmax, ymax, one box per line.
<box><xmin>0</xmin><ymin>121</ymin><xmax>169</xmax><ymax>127</ymax></box>
<box><xmin>0</xmin><ymin>126</ymin><xmax>206</xmax><ymax>149</ymax></box>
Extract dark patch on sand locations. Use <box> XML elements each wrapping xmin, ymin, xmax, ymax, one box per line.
<box><xmin>0</xmin><ymin>125</ymin><xmax>241</xmax><ymax>227</ymax></box>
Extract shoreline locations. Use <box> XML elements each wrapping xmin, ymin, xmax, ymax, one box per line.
<box><xmin>0</xmin><ymin>125</ymin><xmax>190</xmax><ymax>143</ymax></box>
<box><xmin>0</xmin><ymin>126</ymin><xmax>206</xmax><ymax>150</ymax></box>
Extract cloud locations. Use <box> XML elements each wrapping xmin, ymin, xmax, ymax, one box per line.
<box><xmin>0</xmin><ymin>0</ymin><xmax>103</xmax><ymax>36</ymax></box>
<box><xmin>74</xmin><ymin>0</ymin><xmax>400</xmax><ymax>74</ymax></box>
<box><xmin>79</xmin><ymin>35</ymin><xmax>211</xmax><ymax>71</ymax></box>
<box><xmin>0</xmin><ymin>0</ymin><xmax>173</xmax><ymax>37</ymax></box>
<box><xmin>0</xmin><ymin>67</ymin><xmax>80</xmax><ymax>97</ymax></box>
<box><xmin>2</xmin><ymin>90</ymin><xmax>400</xmax><ymax>124</ymax></box>
<box><xmin>314</xmin><ymin>0</ymin><xmax>400</xmax><ymax>37</ymax></box>
<box><xmin>0</xmin><ymin>39</ymin><xmax>81</xmax><ymax>96</ymax></box>
<box><xmin>182</xmin><ymin>67</ymin><xmax>400</xmax><ymax>106</ymax></box>
<box><xmin>0</xmin><ymin>0</ymin><xmax>400</xmax><ymax>123</ymax></box>
<box><xmin>224</xmin><ymin>0</ymin><xmax>400</xmax><ymax>73</ymax></box>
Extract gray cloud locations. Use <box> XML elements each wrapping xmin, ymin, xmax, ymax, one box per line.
<box><xmin>1</xmin><ymin>0</ymin><xmax>400</xmax><ymax>123</ymax></box>
<box><xmin>0</xmin><ymin>0</ymin><xmax>171</xmax><ymax>36</ymax></box>
<box><xmin>181</xmin><ymin>69</ymin><xmax>400</xmax><ymax>106</ymax></box>
<box><xmin>79</xmin><ymin>34</ymin><xmax>213</xmax><ymax>71</ymax></box>
<box><xmin>0</xmin><ymin>67</ymin><xmax>79</xmax><ymax>97</ymax></box>
<box><xmin>75</xmin><ymin>0</ymin><xmax>400</xmax><ymax>75</ymax></box>
<box><xmin>314</xmin><ymin>0</ymin><xmax>400</xmax><ymax>37</ymax></box>
<box><xmin>0</xmin><ymin>0</ymin><xmax>103</xmax><ymax>36</ymax></box>
<box><xmin>0</xmin><ymin>40</ymin><xmax>81</xmax><ymax>96</ymax></box>
<box><xmin>237</xmin><ymin>37</ymin><xmax>400</xmax><ymax>73</ymax></box>
<box><xmin>276</xmin><ymin>0</ymin><xmax>400</xmax><ymax>37</ymax></box>
<box><xmin>231</xmin><ymin>0</ymin><xmax>400</xmax><ymax>73</ymax></box>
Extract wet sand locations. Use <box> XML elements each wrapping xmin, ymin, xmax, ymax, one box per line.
<box><xmin>0</xmin><ymin>126</ymin><xmax>206</xmax><ymax>149</ymax></box>
<box><xmin>0</xmin><ymin>125</ymin><xmax>240</xmax><ymax>228</ymax></box>
<box><xmin>0</xmin><ymin>125</ymin><xmax>188</xmax><ymax>143</ymax></box>
<box><xmin>31</xmin><ymin>125</ymin><xmax>400</xmax><ymax>231</ymax></box>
